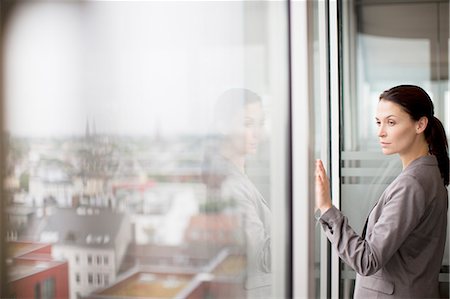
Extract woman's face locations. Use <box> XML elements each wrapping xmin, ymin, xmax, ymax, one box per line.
<box><xmin>375</xmin><ymin>99</ymin><xmax>420</xmax><ymax>156</ymax></box>
<box><xmin>228</xmin><ymin>101</ymin><xmax>264</xmax><ymax>155</ymax></box>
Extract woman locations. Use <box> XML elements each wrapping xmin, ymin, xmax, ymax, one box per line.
<box><xmin>202</xmin><ymin>88</ymin><xmax>271</xmax><ymax>298</ymax></box>
<box><xmin>316</xmin><ymin>85</ymin><xmax>449</xmax><ymax>298</ymax></box>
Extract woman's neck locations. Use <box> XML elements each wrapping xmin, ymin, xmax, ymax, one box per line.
<box><xmin>400</xmin><ymin>142</ymin><xmax>429</xmax><ymax>170</ymax></box>
<box><xmin>220</xmin><ymin>146</ymin><xmax>245</xmax><ymax>174</ymax></box>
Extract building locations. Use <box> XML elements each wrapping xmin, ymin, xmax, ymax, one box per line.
<box><xmin>7</xmin><ymin>241</ymin><xmax>69</xmax><ymax>299</ymax></box>
<box><xmin>6</xmin><ymin>205</ymin><xmax>36</xmax><ymax>241</ymax></box>
<box><xmin>26</xmin><ymin>155</ymin><xmax>82</xmax><ymax>208</ymax></box>
<box><xmin>87</xmin><ymin>248</ymin><xmax>245</xmax><ymax>299</ymax></box>
<box><xmin>38</xmin><ymin>207</ymin><xmax>131</xmax><ymax>299</ymax></box>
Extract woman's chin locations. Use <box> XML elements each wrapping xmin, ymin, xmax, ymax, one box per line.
<box><xmin>381</xmin><ymin>148</ymin><xmax>395</xmax><ymax>155</ymax></box>
<box><xmin>246</xmin><ymin>147</ymin><xmax>257</xmax><ymax>155</ymax></box>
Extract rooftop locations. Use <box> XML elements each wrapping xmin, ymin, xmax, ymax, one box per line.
<box><xmin>186</xmin><ymin>214</ymin><xmax>240</xmax><ymax>231</ymax></box>
<box><xmin>212</xmin><ymin>255</ymin><xmax>246</xmax><ymax>277</ymax></box>
<box><xmin>93</xmin><ymin>250</ymin><xmax>245</xmax><ymax>299</ymax></box>
<box><xmin>39</xmin><ymin>207</ymin><xmax>126</xmax><ymax>248</ymax></box>
<box><xmin>8</xmin><ymin>259</ymin><xmax>66</xmax><ymax>282</ymax></box>
<box><xmin>96</xmin><ymin>272</ymin><xmax>194</xmax><ymax>298</ymax></box>
<box><xmin>125</xmin><ymin>243</ymin><xmax>223</xmax><ymax>260</ymax></box>
<box><xmin>8</xmin><ymin>241</ymin><xmax>50</xmax><ymax>259</ymax></box>
<box><xmin>6</xmin><ymin>205</ymin><xmax>36</xmax><ymax>216</ymax></box>
<box><xmin>7</xmin><ymin>241</ymin><xmax>66</xmax><ymax>282</ymax></box>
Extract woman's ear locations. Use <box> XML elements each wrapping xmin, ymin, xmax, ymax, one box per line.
<box><xmin>416</xmin><ymin>116</ymin><xmax>428</xmax><ymax>134</ymax></box>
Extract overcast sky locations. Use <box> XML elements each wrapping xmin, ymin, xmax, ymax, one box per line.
<box><xmin>4</xmin><ymin>1</ymin><xmax>270</xmax><ymax>138</ymax></box>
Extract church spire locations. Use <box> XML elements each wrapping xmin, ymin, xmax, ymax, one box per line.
<box><xmin>85</xmin><ymin>118</ymin><xmax>90</xmax><ymax>139</ymax></box>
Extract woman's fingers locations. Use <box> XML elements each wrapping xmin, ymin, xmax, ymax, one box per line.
<box><xmin>318</xmin><ymin>160</ymin><xmax>326</xmax><ymax>175</ymax></box>
<box><xmin>315</xmin><ymin>161</ymin><xmax>322</xmax><ymax>182</ymax></box>
<box><xmin>316</xmin><ymin>159</ymin><xmax>327</xmax><ymax>183</ymax></box>
<box><xmin>315</xmin><ymin>159</ymin><xmax>332</xmax><ymax>213</ymax></box>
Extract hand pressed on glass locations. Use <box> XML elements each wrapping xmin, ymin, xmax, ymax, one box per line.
<box><xmin>315</xmin><ymin>159</ymin><xmax>332</xmax><ymax>214</ymax></box>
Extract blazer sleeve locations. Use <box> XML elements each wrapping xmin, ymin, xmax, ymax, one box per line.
<box><xmin>319</xmin><ymin>174</ymin><xmax>427</xmax><ymax>276</ymax></box>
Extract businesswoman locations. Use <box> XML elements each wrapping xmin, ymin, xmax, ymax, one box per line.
<box><xmin>316</xmin><ymin>85</ymin><xmax>449</xmax><ymax>298</ymax></box>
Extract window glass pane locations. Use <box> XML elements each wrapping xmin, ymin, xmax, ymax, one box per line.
<box><xmin>42</xmin><ymin>277</ymin><xmax>56</xmax><ymax>299</ymax></box>
<box><xmin>34</xmin><ymin>283</ymin><xmax>40</xmax><ymax>299</ymax></box>
<box><xmin>339</xmin><ymin>1</ymin><xmax>449</xmax><ymax>297</ymax></box>
<box><xmin>3</xmin><ymin>1</ymin><xmax>290</xmax><ymax>298</ymax></box>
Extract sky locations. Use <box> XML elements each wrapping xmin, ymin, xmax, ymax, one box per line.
<box><xmin>3</xmin><ymin>1</ymin><xmax>273</xmax><ymax>138</ymax></box>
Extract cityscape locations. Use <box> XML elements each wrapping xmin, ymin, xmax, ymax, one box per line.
<box><xmin>4</xmin><ymin>122</ymin><xmax>255</xmax><ymax>299</ymax></box>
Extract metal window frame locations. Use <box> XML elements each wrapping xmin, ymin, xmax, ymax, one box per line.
<box><xmin>328</xmin><ymin>0</ymin><xmax>342</xmax><ymax>298</ymax></box>
<box><xmin>0</xmin><ymin>1</ymin><xmax>15</xmax><ymax>297</ymax></box>
<box><xmin>270</xmin><ymin>1</ymin><xmax>293</xmax><ymax>298</ymax></box>
<box><xmin>317</xmin><ymin>0</ymin><xmax>332</xmax><ymax>298</ymax></box>
<box><xmin>289</xmin><ymin>0</ymin><xmax>339</xmax><ymax>297</ymax></box>
<box><xmin>289</xmin><ymin>0</ymin><xmax>316</xmax><ymax>297</ymax></box>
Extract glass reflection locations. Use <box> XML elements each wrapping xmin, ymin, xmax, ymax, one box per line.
<box><xmin>202</xmin><ymin>89</ymin><xmax>270</xmax><ymax>298</ymax></box>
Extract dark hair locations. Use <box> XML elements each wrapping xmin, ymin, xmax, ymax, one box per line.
<box><xmin>213</xmin><ymin>88</ymin><xmax>262</xmax><ymax>136</ymax></box>
<box><xmin>379</xmin><ymin>85</ymin><xmax>449</xmax><ymax>185</ymax></box>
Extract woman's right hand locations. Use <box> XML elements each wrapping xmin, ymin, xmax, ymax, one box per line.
<box><xmin>315</xmin><ymin>159</ymin><xmax>332</xmax><ymax>214</ymax></box>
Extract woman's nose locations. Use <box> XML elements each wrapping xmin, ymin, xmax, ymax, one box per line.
<box><xmin>378</xmin><ymin>125</ymin><xmax>386</xmax><ymax>137</ymax></box>
<box><xmin>252</xmin><ymin>126</ymin><xmax>262</xmax><ymax>139</ymax></box>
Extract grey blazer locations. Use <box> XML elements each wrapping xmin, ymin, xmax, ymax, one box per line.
<box><xmin>220</xmin><ymin>160</ymin><xmax>272</xmax><ymax>292</ymax></box>
<box><xmin>203</xmin><ymin>152</ymin><xmax>271</xmax><ymax>294</ymax></box>
<box><xmin>319</xmin><ymin>155</ymin><xmax>448</xmax><ymax>298</ymax></box>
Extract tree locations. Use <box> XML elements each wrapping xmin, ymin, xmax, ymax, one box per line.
<box><xmin>19</xmin><ymin>172</ymin><xmax>29</xmax><ymax>192</ymax></box>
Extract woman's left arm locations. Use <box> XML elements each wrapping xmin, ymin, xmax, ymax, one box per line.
<box><xmin>316</xmin><ymin>160</ymin><xmax>428</xmax><ymax>276</ymax></box>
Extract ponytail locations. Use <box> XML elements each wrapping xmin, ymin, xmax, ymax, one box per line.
<box><xmin>427</xmin><ymin>116</ymin><xmax>449</xmax><ymax>186</ymax></box>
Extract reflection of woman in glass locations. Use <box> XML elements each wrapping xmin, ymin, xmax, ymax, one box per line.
<box><xmin>316</xmin><ymin>85</ymin><xmax>448</xmax><ymax>298</ymax></box>
<box><xmin>202</xmin><ymin>88</ymin><xmax>271</xmax><ymax>298</ymax></box>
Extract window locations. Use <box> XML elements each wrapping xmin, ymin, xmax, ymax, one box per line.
<box><xmin>41</xmin><ymin>278</ymin><xmax>55</xmax><ymax>299</ymax></box>
<box><xmin>75</xmin><ymin>273</ymin><xmax>80</xmax><ymax>284</ymax></box>
<box><xmin>34</xmin><ymin>283</ymin><xmax>41</xmax><ymax>299</ymax></box>
<box><xmin>97</xmin><ymin>273</ymin><xmax>102</xmax><ymax>285</ymax></box>
<box><xmin>3</xmin><ymin>1</ymin><xmax>291</xmax><ymax>298</ymax></box>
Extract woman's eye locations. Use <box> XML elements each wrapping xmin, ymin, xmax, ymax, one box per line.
<box><xmin>375</xmin><ymin>121</ymin><xmax>381</xmax><ymax>126</ymax></box>
<box><xmin>388</xmin><ymin>121</ymin><xmax>395</xmax><ymax>126</ymax></box>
